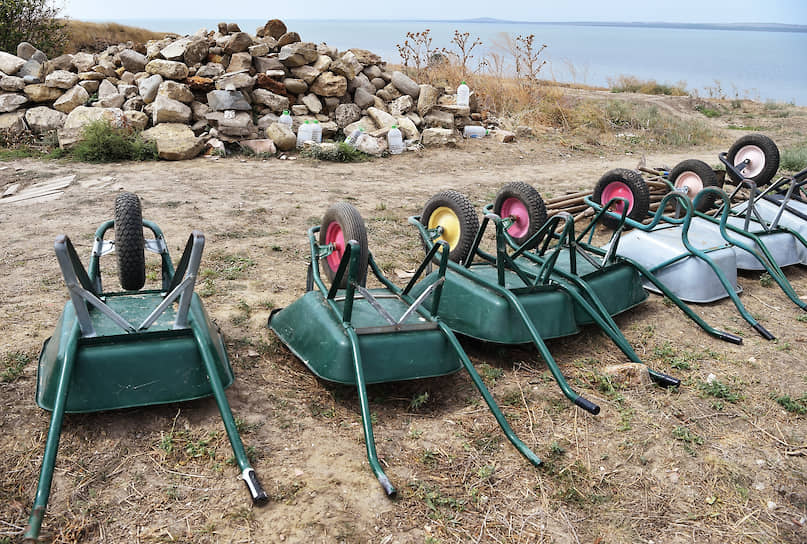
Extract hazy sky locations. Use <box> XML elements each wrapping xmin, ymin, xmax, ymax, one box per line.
<box><xmin>62</xmin><ymin>0</ymin><xmax>806</xmax><ymax>25</ymax></box>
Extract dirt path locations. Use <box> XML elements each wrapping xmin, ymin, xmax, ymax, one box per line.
<box><xmin>2</xmin><ymin>108</ymin><xmax>807</xmax><ymax>543</ymax></box>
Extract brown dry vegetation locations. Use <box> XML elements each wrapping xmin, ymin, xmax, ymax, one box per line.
<box><xmin>60</xmin><ymin>20</ymin><xmax>168</xmax><ymax>53</ymax></box>
<box><xmin>1</xmin><ymin>92</ymin><xmax>807</xmax><ymax>544</ymax></box>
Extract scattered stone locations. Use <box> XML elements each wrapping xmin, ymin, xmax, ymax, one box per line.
<box><xmin>138</xmin><ymin>74</ymin><xmax>163</xmax><ymax>104</ymax></box>
<box><xmin>421</xmin><ymin>127</ymin><xmax>457</xmax><ymax>146</ymax></box>
<box><xmin>252</xmin><ymin>88</ymin><xmax>289</xmax><ymax>112</ymax></box>
<box><xmin>391</xmin><ymin>71</ymin><xmax>420</xmax><ymax>99</ymax></box>
<box><xmin>224</xmin><ymin>32</ymin><xmax>253</xmax><ymax>54</ymax></box>
<box><xmin>356</xmin><ymin>135</ymin><xmax>383</xmax><ymax>156</ymax></box>
<box><xmin>215</xmin><ymin>72</ymin><xmax>256</xmax><ymax>90</ymax></box>
<box><xmin>25</xmin><ymin>106</ymin><xmax>66</xmax><ymax>133</ymax></box>
<box><xmin>24</xmin><ymin>84</ymin><xmax>63</xmax><ymax>102</ymax></box>
<box><xmin>207</xmin><ymin>89</ymin><xmax>251</xmax><ymax>111</ymax></box>
<box><xmin>367</xmin><ymin>106</ymin><xmax>396</xmax><ymax>130</ymax></box>
<box><xmin>152</xmin><ymin>95</ymin><xmax>192</xmax><ymax>124</ymax></box>
<box><xmin>184</xmin><ymin>38</ymin><xmax>209</xmax><ymax>65</ymax></box>
<box><xmin>53</xmin><ymin>85</ymin><xmax>89</xmax><ymax>113</ymax></box>
<box><xmin>302</xmin><ymin>93</ymin><xmax>322</xmax><ymax>114</ymax></box>
<box><xmin>196</xmin><ymin>63</ymin><xmax>225</xmax><ymax>78</ymax></box>
<box><xmin>0</xmin><ymin>52</ymin><xmax>26</xmax><ymax>76</ymax></box>
<box><xmin>491</xmin><ymin>129</ymin><xmax>515</xmax><ymax>143</ymax></box>
<box><xmin>227</xmin><ymin>52</ymin><xmax>253</xmax><ymax>72</ymax></box>
<box><xmin>310</xmin><ymin>72</ymin><xmax>347</xmax><ymax>97</ymax></box>
<box><xmin>241</xmin><ymin>139</ymin><xmax>276</xmax><ymax>155</ymax></box>
<box><xmin>0</xmin><ymin>111</ymin><xmax>27</xmax><ymax>134</ymax></box>
<box><xmin>335</xmin><ymin>103</ymin><xmax>361</xmax><ymax>128</ymax></box>
<box><xmin>16</xmin><ymin>42</ymin><xmax>38</xmax><ymax>60</ymax></box>
<box><xmin>0</xmin><ymin>74</ymin><xmax>25</xmax><ymax>92</ymax></box>
<box><xmin>277</xmin><ymin>32</ymin><xmax>301</xmax><ymax>48</ymax></box>
<box><xmin>158</xmin><ymin>80</ymin><xmax>194</xmax><ymax>103</ymax></box>
<box><xmin>95</xmin><ymin>92</ymin><xmax>125</xmax><ymax>109</ymax></box>
<box><xmin>291</xmin><ymin>65</ymin><xmax>320</xmax><ymax>84</ymax></box>
<box><xmin>98</xmin><ymin>79</ymin><xmax>118</xmax><ymax>99</ymax></box>
<box><xmin>389</xmin><ymin>95</ymin><xmax>413</xmax><ymax>116</ymax></box>
<box><xmin>264</xmin><ymin>122</ymin><xmax>296</xmax><ymax>151</ymax></box>
<box><xmin>18</xmin><ymin>59</ymin><xmax>44</xmax><ymax>82</ymax></box>
<box><xmin>260</xmin><ymin>19</ymin><xmax>287</xmax><ymax>39</ymax></box>
<box><xmin>515</xmin><ymin>125</ymin><xmax>534</xmax><ymax>138</ymax></box>
<box><xmin>45</xmin><ymin>70</ymin><xmax>78</xmax><ymax>89</ymax></box>
<box><xmin>145</xmin><ymin>59</ymin><xmax>189</xmax><ymax>80</ymax></box>
<box><xmin>283</xmin><ymin>78</ymin><xmax>308</xmax><ymax>94</ymax></box>
<box><xmin>119</xmin><ymin>49</ymin><xmax>148</xmax><ymax>73</ymax></box>
<box><xmin>142</xmin><ymin>123</ymin><xmax>203</xmax><ymax>160</ymax></box>
<box><xmin>602</xmin><ymin>363</ymin><xmax>651</xmax><ymax>387</ymax></box>
<box><xmin>0</xmin><ymin>93</ymin><xmax>28</xmax><ymax>113</ymax></box>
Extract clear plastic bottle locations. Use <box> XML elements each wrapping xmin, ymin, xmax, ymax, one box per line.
<box><xmin>296</xmin><ymin>120</ymin><xmax>312</xmax><ymax>148</ymax></box>
<box><xmin>456</xmin><ymin>80</ymin><xmax>470</xmax><ymax>108</ymax></box>
<box><xmin>345</xmin><ymin>127</ymin><xmax>364</xmax><ymax>149</ymax></box>
<box><xmin>463</xmin><ymin>125</ymin><xmax>488</xmax><ymax>139</ymax></box>
<box><xmin>387</xmin><ymin>125</ymin><xmax>404</xmax><ymax>155</ymax></box>
<box><xmin>278</xmin><ymin>110</ymin><xmax>292</xmax><ymax>130</ymax></box>
<box><xmin>311</xmin><ymin>120</ymin><xmax>322</xmax><ymax>144</ymax></box>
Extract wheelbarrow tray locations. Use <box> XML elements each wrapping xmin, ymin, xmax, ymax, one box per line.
<box><xmin>728</xmin><ymin>199</ymin><xmax>807</xmax><ymax>269</ymax></box>
<box><xmin>37</xmin><ymin>291</ymin><xmax>233</xmax><ymax>413</ymax></box>
<box><xmin>606</xmin><ymin>221</ymin><xmax>742</xmax><ymax>303</ymax></box>
<box><xmin>270</xmin><ymin>288</ymin><xmax>462</xmax><ymax>384</ymax></box>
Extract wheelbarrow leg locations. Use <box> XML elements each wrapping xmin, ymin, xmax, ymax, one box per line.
<box><xmin>346</xmin><ymin>327</ymin><xmax>397</xmax><ymax>497</ymax></box>
<box><xmin>192</xmin><ymin>326</ymin><xmax>268</xmax><ymax>505</ymax></box>
<box><xmin>24</xmin><ymin>325</ymin><xmax>79</xmax><ymax>542</ymax></box>
<box><xmin>440</xmin><ymin>324</ymin><xmax>541</xmax><ymax>466</ymax></box>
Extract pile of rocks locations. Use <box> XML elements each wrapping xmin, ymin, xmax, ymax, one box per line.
<box><xmin>0</xmin><ymin>20</ymin><xmax>499</xmax><ymax>160</ymax></box>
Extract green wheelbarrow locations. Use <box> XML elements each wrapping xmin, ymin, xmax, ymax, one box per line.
<box><xmin>24</xmin><ymin>193</ymin><xmax>267</xmax><ymax>541</ymax></box>
<box><xmin>268</xmin><ymin>203</ymin><xmax>541</xmax><ymax>497</ymax></box>
<box><xmin>409</xmin><ymin>185</ymin><xmax>681</xmax><ymax>416</ymax></box>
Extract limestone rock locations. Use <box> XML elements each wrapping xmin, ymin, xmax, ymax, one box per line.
<box><xmin>264</xmin><ymin>122</ymin><xmax>296</xmax><ymax>151</ymax></box>
<box><xmin>277</xmin><ymin>32</ymin><xmax>301</xmax><ymax>48</ymax></box>
<box><xmin>241</xmin><ymin>139</ymin><xmax>276</xmax><ymax>155</ymax></box>
<box><xmin>98</xmin><ymin>79</ymin><xmax>118</xmax><ymax>99</ymax></box>
<box><xmin>291</xmin><ymin>105</ymin><xmax>307</xmax><ymax>116</ymax></box>
<box><xmin>125</xmin><ymin>110</ymin><xmax>149</xmax><ymax>130</ymax></box>
<box><xmin>72</xmin><ymin>52</ymin><xmax>96</xmax><ymax>72</ymax></box>
<box><xmin>92</xmin><ymin>61</ymin><xmax>116</xmax><ymax>79</ymax></box>
<box><xmin>335</xmin><ymin>103</ymin><xmax>361</xmax><ymax>128</ymax></box>
<box><xmin>371</xmin><ymin>77</ymin><xmax>385</xmax><ymax>90</ymax></box>
<box><xmin>23</xmin><ymin>84</ymin><xmax>62</xmax><ymax>102</ymax></box>
<box><xmin>252</xmin><ymin>88</ymin><xmax>289</xmax><ymax>112</ymax></box>
<box><xmin>422</xmin><ymin>127</ymin><xmax>457</xmax><ymax>146</ymax></box>
<box><xmin>184</xmin><ymin>38</ymin><xmax>209</xmax><ymax>65</ymax></box>
<box><xmin>0</xmin><ymin>52</ymin><xmax>26</xmax><ymax>76</ymax></box>
<box><xmin>344</xmin><ymin>116</ymin><xmax>377</xmax><ymax>136</ymax></box>
<box><xmin>602</xmin><ymin>363</ymin><xmax>651</xmax><ymax>387</ymax></box>
<box><xmin>152</xmin><ymin>95</ymin><xmax>192</xmax><ymax>124</ymax></box>
<box><xmin>283</xmin><ymin>78</ymin><xmax>307</xmax><ymax>94</ymax></box>
<box><xmin>142</xmin><ymin>123</ymin><xmax>203</xmax><ymax>160</ymax></box>
<box><xmin>146</xmin><ymin>60</ymin><xmax>189</xmax><ymax>80</ymax></box>
<box><xmin>330</xmin><ymin>51</ymin><xmax>362</xmax><ymax>80</ymax></box>
<box><xmin>253</xmin><ymin>56</ymin><xmax>284</xmax><ymax>73</ymax></box>
<box><xmin>123</xmin><ymin>96</ymin><xmax>145</xmax><ymax>112</ymax></box>
<box><xmin>249</xmin><ymin>43</ymin><xmax>270</xmax><ymax>57</ymax></box>
<box><xmin>45</xmin><ymin>70</ymin><xmax>78</xmax><ymax>89</ymax></box>
<box><xmin>348</xmin><ymin>72</ymin><xmax>374</xmax><ymax>95</ymax></box>
<box><xmin>225</xmin><ymin>32</ymin><xmax>253</xmax><ymax>54</ymax></box>
<box><xmin>0</xmin><ymin>75</ymin><xmax>25</xmax><ymax>92</ymax></box>
<box><xmin>191</xmin><ymin>100</ymin><xmax>209</xmax><ymax>121</ymax></box>
<box><xmin>207</xmin><ymin>89</ymin><xmax>251</xmax><ymax>111</ymax></box>
<box><xmin>138</xmin><ymin>74</ymin><xmax>163</xmax><ymax>104</ymax></box>
<box><xmin>278</xmin><ymin>42</ymin><xmax>317</xmax><ymax>67</ymax></box>
<box><xmin>349</xmin><ymin>49</ymin><xmax>381</xmax><ymax>65</ymax></box>
<box><xmin>18</xmin><ymin>59</ymin><xmax>44</xmax><ymax>82</ymax></box>
<box><xmin>48</xmin><ymin>54</ymin><xmax>75</xmax><ymax>72</ymax></box>
<box><xmin>491</xmin><ymin>129</ymin><xmax>515</xmax><ymax>143</ymax></box>
<box><xmin>389</xmin><ymin>95</ymin><xmax>413</xmax><ymax>116</ymax></box>
<box><xmin>395</xmin><ymin>116</ymin><xmax>419</xmax><ymax>141</ymax></box>
<box><xmin>78</xmin><ymin>71</ymin><xmax>104</xmax><ymax>81</ymax></box>
<box><xmin>417</xmin><ymin>84</ymin><xmax>441</xmax><ymax>116</ymax></box>
<box><xmin>227</xmin><ymin>23</ymin><xmax>241</xmax><ymax>33</ymax></box>
<box><xmin>160</xmin><ymin>38</ymin><xmax>192</xmax><ymax>62</ymax></box>
<box><xmin>367</xmin><ymin>106</ymin><xmax>396</xmax><ymax>130</ymax></box>
<box><xmin>301</xmin><ymin>93</ymin><xmax>322</xmax><ymax>114</ymax></box>
<box><xmin>356</xmin><ymin>135</ymin><xmax>383</xmax><ymax>156</ymax></box>
<box><xmin>158</xmin><ymin>80</ymin><xmax>194</xmax><ymax>103</ymax></box>
<box><xmin>363</xmin><ymin>64</ymin><xmax>382</xmax><ymax>80</ymax></box>
<box><xmin>58</xmin><ymin>106</ymin><xmax>125</xmax><ymax>148</ymax></box>
<box><xmin>196</xmin><ymin>63</ymin><xmax>225</xmax><ymax>78</ymax></box>
<box><xmin>95</xmin><ymin>93</ymin><xmax>125</xmax><ymax>109</ymax></box>
<box><xmin>119</xmin><ymin>49</ymin><xmax>148</xmax><ymax>73</ymax></box>
<box><xmin>391</xmin><ymin>71</ymin><xmax>420</xmax><ymax>99</ymax></box>
<box><xmin>53</xmin><ymin>85</ymin><xmax>90</xmax><ymax>113</ymax></box>
<box><xmin>215</xmin><ymin>72</ymin><xmax>256</xmax><ymax>90</ymax></box>
<box><xmin>25</xmin><ymin>106</ymin><xmax>66</xmax><ymax>133</ymax></box>
<box><xmin>16</xmin><ymin>42</ymin><xmax>38</xmax><ymax>60</ymax></box>
<box><xmin>310</xmin><ymin>72</ymin><xmax>347</xmax><ymax>97</ymax></box>
<box><xmin>290</xmin><ymin>65</ymin><xmax>320</xmax><ymax>84</ymax></box>
<box><xmin>353</xmin><ymin>87</ymin><xmax>375</xmax><ymax>109</ymax></box>
<box><xmin>207</xmin><ymin>111</ymin><xmax>255</xmax><ymax>139</ymax></box>
<box><xmin>227</xmin><ymin>52</ymin><xmax>253</xmax><ymax>72</ymax></box>
<box><xmin>0</xmin><ymin>111</ymin><xmax>27</xmax><ymax>134</ymax></box>
<box><xmin>261</xmin><ymin>19</ymin><xmax>287</xmax><ymax>39</ymax></box>
<box><xmin>78</xmin><ymin>80</ymin><xmax>99</xmax><ymax>94</ymax></box>
<box><xmin>313</xmin><ymin>55</ymin><xmax>332</xmax><ymax>73</ymax></box>
<box><xmin>424</xmin><ymin>109</ymin><xmax>454</xmax><ymax>129</ymax></box>
<box><xmin>437</xmin><ymin>104</ymin><xmax>471</xmax><ymax>116</ymax></box>
<box><xmin>0</xmin><ymin>92</ymin><xmax>28</xmax><ymax>113</ymax></box>
<box><xmin>187</xmin><ymin>76</ymin><xmax>214</xmax><ymax>93</ymax></box>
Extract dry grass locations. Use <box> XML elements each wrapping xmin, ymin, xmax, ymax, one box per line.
<box><xmin>61</xmin><ymin>20</ymin><xmax>169</xmax><ymax>53</ymax></box>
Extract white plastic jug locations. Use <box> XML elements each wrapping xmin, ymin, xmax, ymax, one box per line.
<box><xmin>278</xmin><ymin>110</ymin><xmax>292</xmax><ymax>129</ymax></box>
<box><xmin>456</xmin><ymin>81</ymin><xmax>470</xmax><ymax>108</ymax></box>
<box><xmin>387</xmin><ymin>125</ymin><xmax>404</xmax><ymax>154</ymax></box>
<box><xmin>463</xmin><ymin>125</ymin><xmax>488</xmax><ymax>139</ymax></box>
<box><xmin>346</xmin><ymin>127</ymin><xmax>364</xmax><ymax>149</ymax></box>
<box><xmin>296</xmin><ymin>120</ymin><xmax>312</xmax><ymax>148</ymax></box>
<box><xmin>311</xmin><ymin>120</ymin><xmax>322</xmax><ymax>144</ymax></box>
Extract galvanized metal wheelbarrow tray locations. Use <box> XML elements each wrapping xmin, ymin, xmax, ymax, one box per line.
<box><xmin>268</xmin><ymin>218</ymin><xmax>541</xmax><ymax>497</ymax></box>
<box><xmin>25</xmin><ymin>216</ymin><xmax>267</xmax><ymax>541</ymax></box>
<box><xmin>408</xmin><ymin>208</ymin><xmax>681</xmax><ymax>417</ymax></box>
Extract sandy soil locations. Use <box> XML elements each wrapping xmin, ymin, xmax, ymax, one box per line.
<box><xmin>1</xmin><ymin>97</ymin><xmax>807</xmax><ymax>544</ymax></box>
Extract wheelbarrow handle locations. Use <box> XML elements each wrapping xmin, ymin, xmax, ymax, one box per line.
<box><xmin>243</xmin><ymin>468</ymin><xmax>269</xmax><ymax>504</ymax></box>
<box><xmin>573</xmin><ymin>396</ymin><xmax>600</xmax><ymax>415</ymax></box>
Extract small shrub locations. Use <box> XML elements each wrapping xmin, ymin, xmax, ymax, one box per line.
<box><xmin>1</xmin><ymin>351</ymin><xmax>31</xmax><ymax>383</ymax></box>
<box><xmin>608</xmin><ymin>75</ymin><xmax>687</xmax><ymax>96</ymax></box>
<box><xmin>780</xmin><ymin>142</ymin><xmax>807</xmax><ymax>172</ymax></box>
<box><xmin>301</xmin><ymin>142</ymin><xmax>370</xmax><ymax>162</ymax></box>
<box><xmin>71</xmin><ymin>120</ymin><xmax>158</xmax><ymax>162</ymax></box>
<box><xmin>695</xmin><ymin>104</ymin><xmax>722</xmax><ymax>118</ymax></box>
<box><xmin>773</xmin><ymin>393</ymin><xmax>807</xmax><ymax>415</ymax></box>
<box><xmin>698</xmin><ymin>378</ymin><xmax>741</xmax><ymax>403</ymax></box>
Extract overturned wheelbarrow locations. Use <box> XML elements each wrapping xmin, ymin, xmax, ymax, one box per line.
<box><xmin>268</xmin><ymin>202</ymin><xmax>541</xmax><ymax>497</ymax></box>
<box><xmin>409</xmin><ymin>185</ymin><xmax>681</xmax><ymax>417</ymax></box>
<box><xmin>24</xmin><ymin>193</ymin><xmax>267</xmax><ymax>542</ymax></box>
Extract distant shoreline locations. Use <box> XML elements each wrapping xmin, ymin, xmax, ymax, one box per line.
<box><xmin>105</xmin><ymin>18</ymin><xmax>807</xmax><ymax>34</ymax></box>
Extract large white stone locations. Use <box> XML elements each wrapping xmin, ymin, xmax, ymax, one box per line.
<box><xmin>0</xmin><ymin>52</ymin><xmax>25</xmax><ymax>76</ymax></box>
<box><xmin>25</xmin><ymin>106</ymin><xmax>66</xmax><ymax>133</ymax></box>
<box><xmin>141</xmin><ymin>123</ymin><xmax>203</xmax><ymax>160</ymax></box>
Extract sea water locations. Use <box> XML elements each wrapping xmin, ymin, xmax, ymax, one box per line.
<box><xmin>113</xmin><ymin>18</ymin><xmax>807</xmax><ymax>105</ymax></box>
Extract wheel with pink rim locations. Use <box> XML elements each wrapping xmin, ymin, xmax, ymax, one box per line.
<box><xmin>592</xmin><ymin>169</ymin><xmax>650</xmax><ymax>228</ymax></box>
<box><xmin>726</xmin><ymin>134</ymin><xmax>779</xmax><ymax>186</ymax></box>
<box><xmin>319</xmin><ymin>202</ymin><xmax>368</xmax><ymax>288</ymax></box>
<box><xmin>669</xmin><ymin>159</ymin><xmax>722</xmax><ymax>212</ymax></box>
<box><xmin>493</xmin><ymin>182</ymin><xmax>547</xmax><ymax>249</ymax></box>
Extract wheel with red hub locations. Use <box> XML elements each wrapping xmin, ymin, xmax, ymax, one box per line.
<box><xmin>493</xmin><ymin>182</ymin><xmax>547</xmax><ymax>249</ymax></box>
<box><xmin>592</xmin><ymin>168</ymin><xmax>650</xmax><ymax>229</ymax></box>
<box><xmin>669</xmin><ymin>159</ymin><xmax>722</xmax><ymax>212</ymax></box>
<box><xmin>420</xmin><ymin>190</ymin><xmax>479</xmax><ymax>263</ymax></box>
<box><xmin>726</xmin><ymin>134</ymin><xmax>779</xmax><ymax>186</ymax></box>
<box><xmin>319</xmin><ymin>202</ymin><xmax>368</xmax><ymax>288</ymax></box>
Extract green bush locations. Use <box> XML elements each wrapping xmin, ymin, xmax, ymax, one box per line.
<box><xmin>300</xmin><ymin>141</ymin><xmax>370</xmax><ymax>162</ymax></box>
<box><xmin>71</xmin><ymin>120</ymin><xmax>158</xmax><ymax>162</ymax></box>
<box><xmin>780</xmin><ymin>142</ymin><xmax>807</xmax><ymax>173</ymax></box>
<box><xmin>0</xmin><ymin>0</ymin><xmax>67</xmax><ymax>57</ymax></box>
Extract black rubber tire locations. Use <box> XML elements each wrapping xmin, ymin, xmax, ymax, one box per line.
<box><xmin>592</xmin><ymin>168</ymin><xmax>650</xmax><ymax>229</ymax></box>
<box><xmin>319</xmin><ymin>202</ymin><xmax>369</xmax><ymax>288</ymax></box>
<box><xmin>420</xmin><ymin>190</ymin><xmax>479</xmax><ymax>263</ymax></box>
<box><xmin>114</xmin><ymin>191</ymin><xmax>146</xmax><ymax>291</ymax></box>
<box><xmin>726</xmin><ymin>134</ymin><xmax>780</xmax><ymax>186</ymax></box>
<box><xmin>493</xmin><ymin>182</ymin><xmax>547</xmax><ymax>249</ymax></box>
<box><xmin>669</xmin><ymin>159</ymin><xmax>723</xmax><ymax>212</ymax></box>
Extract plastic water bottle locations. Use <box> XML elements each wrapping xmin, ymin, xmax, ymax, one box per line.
<box><xmin>463</xmin><ymin>125</ymin><xmax>488</xmax><ymax>139</ymax></box>
<box><xmin>456</xmin><ymin>80</ymin><xmax>470</xmax><ymax>108</ymax></box>
<box><xmin>311</xmin><ymin>120</ymin><xmax>322</xmax><ymax>144</ymax></box>
<box><xmin>278</xmin><ymin>110</ymin><xmax>292</xmax><ymax>130</ymax></box>
<box><xmin>296</xmin><ymin>120</ymin><xmax>312</xmax><ymax>148</ymax></box>
<box><xmin>345</xmin><ymin>127</ymin><xmax>364</xmax><ymax>149</ymax></box>
<box><xmin>387</xmin><ymin>125</ymin><xmax>404</xmax><ymax>155</ymax></box>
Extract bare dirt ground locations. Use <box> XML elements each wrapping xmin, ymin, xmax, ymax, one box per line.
<box><xmin>2</xmin><ymin>96</ymin><xmax>807</xmax><ymax>544</ymax></box>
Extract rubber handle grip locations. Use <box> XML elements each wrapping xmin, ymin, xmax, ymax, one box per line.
<box><xmin>243</xmin><ymin>468</ymin><xmax>269</xmax><ymax>505</ymax></box>
<box><xmin>717</xmin><ymin>331</ymin><xmax>743</xmax><ymax>345</ymax></box>
<box><xmin>377</xmin><ymin>473</ymin><xmax>397</xmax><ymax>498</ymax></box>
<box><xmin>649</xmin><ymin>370</ymin><xmax>681</xmax><ymax>388</ymax></box>
<box><xmin>574</xmin><ymin>396</ymin><xmax>600</xmax><ymax>415</ymax></box>
<box><xmin>752</xmin><ymin>323</ymin><xmax>775</xmax><ymax>341</ymax></box>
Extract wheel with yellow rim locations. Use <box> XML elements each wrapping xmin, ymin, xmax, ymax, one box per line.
<box><xmin>420</xmin><ymin>190</ymin><xmax>479</xmax><ymax>263</ymax></box>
